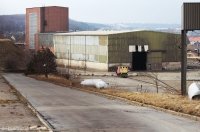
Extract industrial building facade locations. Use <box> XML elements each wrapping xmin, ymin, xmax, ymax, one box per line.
<box><xmin>26</xmin><ymin>6</ymin><xmax>69</xmax><ymax>51</ymax></box>
<box><xmin>38</xmin><ymin>31</ymin><xmax>182</xmax><ymax>71</ymax></box>
<box><xmin>54</xmin><ymin>32</ymin><xmax>109</xmax><ymax>71</ymax></box>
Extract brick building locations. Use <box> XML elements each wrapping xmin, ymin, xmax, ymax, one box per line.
<box><xmin>26</xmin><ymin>6</ymin><xmax>69</xmax><ymax>51</ymax></box>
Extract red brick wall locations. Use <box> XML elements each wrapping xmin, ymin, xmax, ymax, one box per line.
<box><xmin>44</xmin><ymin>6</ymin><xmax>68</xmax><ymax>32</ymax></box>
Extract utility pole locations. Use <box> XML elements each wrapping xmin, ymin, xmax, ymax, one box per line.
<box><xmin>181</xmin><ymin>30</ymin><xmax>187</xmax><ymax>95</ymax></box>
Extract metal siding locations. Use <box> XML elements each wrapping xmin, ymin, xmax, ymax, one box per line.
<box><xmin>99</xmin><ymin>55</ymin><xmax>107</xmax><ymax>63</ymax></box>
<box><xmin>147</xmin><ymin>52</ymin><xmax>162</xmax><ymax>63</ymax></box>
<box><xmin>54</xmin><ymin>31</ymin><xmax>182</xmax><ymax>71</ymax></box>
<box><xmin>99</xmin><ymin>46</ymin><xmax>107</xmax><ymax>55</ymax></box>
<box><xmin>182</xmin><ymin>3</ymin><xmax>200</xmax><ymax>30</ymax></box>
<box><xmin>38</xmin><ymin>33</ymin><xmax>54</xmax><ymax>47</ymax></box>
<box><xmin>54</xmin><ymin>35</ymin><xmax>108</xmax><ymax>69</ymax></box>
<box><xmin>108</xmin><ymin>34</ymin><xmax>132</xmax><ymax>64</ymax></box>
<box><xmin>108</xmin><ymin>31</ymin><xmax>181</xmax><ymax>64</ymax></box>
<box><xmin>72</xmin><ymin>36</ymin><xmax>85</xmax><ymax>45</ymax></box>
<box><xmin>71</xmin><ymin>45</ymin><xmax>85</xmax><ymax>54</ymax></box>
<box><xmin>107</xmin><ymin>31</ymin><xmax>181</xmax><ymax>71</ymax></box>
<box><xmin>54</xmin><ymin>36</ymin><xmax>71</xmax><ymax>61</ymax></box>
<box><xmin>99</xmin><ymin>36</ymin><xmax>107</xmax><ymax>46</ymax></box>
<box><xmin>86</xmin><ymin>36</ymin><xmax>99</xmax><ymax>45</ymax></box>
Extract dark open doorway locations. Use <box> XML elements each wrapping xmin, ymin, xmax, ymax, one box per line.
<box><xmin>132</xmin><ymin>52</ymin><xmax>147</xmax><ymax>71</ymax></box>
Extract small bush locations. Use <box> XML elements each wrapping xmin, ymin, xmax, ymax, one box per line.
<box><xmin>26</xmin><ymin>47</ymin><xmax>57</xmax><ymax>77</ymax></box>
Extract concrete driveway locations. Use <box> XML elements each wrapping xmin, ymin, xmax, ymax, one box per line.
<box><xmin>2</xmin><ymin>73</ymin><xmax>200</xmax><ymax>132</ymax></box>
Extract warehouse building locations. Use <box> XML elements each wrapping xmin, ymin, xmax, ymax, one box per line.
<box><xmin>48</xmin><ymin>30</ymin><xmax>181</xmax><ymax>71</ymax></box>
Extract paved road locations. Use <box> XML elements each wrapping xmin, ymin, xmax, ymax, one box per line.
<box><xmin>2</xmin><ymin>73</ymin><xmax>200</xmax><ymax>132</ymax></box>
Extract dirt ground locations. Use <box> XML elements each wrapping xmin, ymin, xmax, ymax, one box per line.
<box><xmin>75</xmin><ymin>69</ymin><xmax>200</xmax><ymax>94</ymax></box>
<box><xmin>0</xmin><ymin>74</ymin><xmax>47</xmax><ymax>131</ymax></box>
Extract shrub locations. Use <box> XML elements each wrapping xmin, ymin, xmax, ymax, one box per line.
<box><xmin>26</xmin><ymin>47</ymin><xmax>57</xmax><ymax>77</ymax></box>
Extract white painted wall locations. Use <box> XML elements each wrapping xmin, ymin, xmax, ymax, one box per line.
<box><xmin>54</xmin><ymin>34</ymin><xmax>108</xmax><ymax>71</ymax></box>
<box><xmin>56</xmin><ymin>59</ymin><xmax>108</xmax><ymax>71</ymax></box>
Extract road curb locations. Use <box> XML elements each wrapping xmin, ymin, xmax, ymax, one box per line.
<box><xmin>70</xmin><ymin>86</ymin><xmax>200</xmax><ymax>123</ymax></box>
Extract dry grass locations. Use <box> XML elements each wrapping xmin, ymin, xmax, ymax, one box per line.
<box><xmin>28</xmin><ymin>74</ymin><xmax>72</xmax><ymax>87</ymax></box>
<box><xmin>28</xmin><ymin>74</ymin><xmax>200</xmax><ymax>117</ymax></box>
<box><xmin>0</xmin><ymin>99</ymin><xmax>19</xmax><ymax>104</ymax></box>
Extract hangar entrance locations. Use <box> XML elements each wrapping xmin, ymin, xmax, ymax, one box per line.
<box><xmin>129</xmin><ymin>45</ymin><xmax>148</xmax><ymax>71</ymax></box>
<box><xmin>132</xmin><ymin>52</ymin><xmax>147</xmax><ymax>71</ymax></box>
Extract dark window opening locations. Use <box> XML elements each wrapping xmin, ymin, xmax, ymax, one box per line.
<box><xmin>132</xmin><ymin>52</ymin><xmax>147</xmax><ymax>71</ymax></box>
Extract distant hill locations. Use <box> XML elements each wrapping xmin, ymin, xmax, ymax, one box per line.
<box><xmin>0</xmin><ymin>14</ymin><xmax>26</xmax><ymax>42</ymax></box>
<box><xmin>0</xmin><ymin>14</ymin><xmax>25</xmax><ymax>32</ymax></box>
<box><xmin>0</xmin><ymin>14</ymin><xmax>182</xmax><ymax>32</ymax></box>
<box><xmin>69</xmin><ymin>19</ymin><xmax>108</xmax><ymax>31</ymax></box>
<box><xmin>0</xmin><ymin>14</ymin><xmax>109</xmax><ymax>42</ymax></box>
<box><xmin>0</xmin><ymin>14</ymin><xmax>186</xmax><ymax>42</ymax></box>
<box><xmin>0</xmin><ymin>14</ymin><xmax>107</xmax><ymax>32</ymax></box>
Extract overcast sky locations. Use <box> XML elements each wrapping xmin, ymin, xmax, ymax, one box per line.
<box><xmin>0</xmin><ymin>0</ymin><xmax>199</xmax><ymax>24</ymax></box>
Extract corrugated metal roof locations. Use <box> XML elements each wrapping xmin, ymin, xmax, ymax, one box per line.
<box><xmin>54</xmin><ymin>30</ymin><xmax>143</xmax><ymax>36</ymax></box>
<box><xmin>38</xmin><ymin>33</ymin><xmax>55</xmax><ymax>35</ymax></box>
<box><xmin>38</xmin><ymin>31</ymin><xmax>70</xmax><ymax>35</ymax></box>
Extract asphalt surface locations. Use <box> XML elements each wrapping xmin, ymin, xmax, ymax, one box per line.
<box><xmin>2</xmin><ymin>73</ymin><xmax>200</xmax><ymax>132</ymax></box>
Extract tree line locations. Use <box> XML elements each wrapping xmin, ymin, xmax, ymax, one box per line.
<box><xmin>0</xmin><ymin>14</ymin><xmax>25</xmax><ymax>32</ymax></box>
